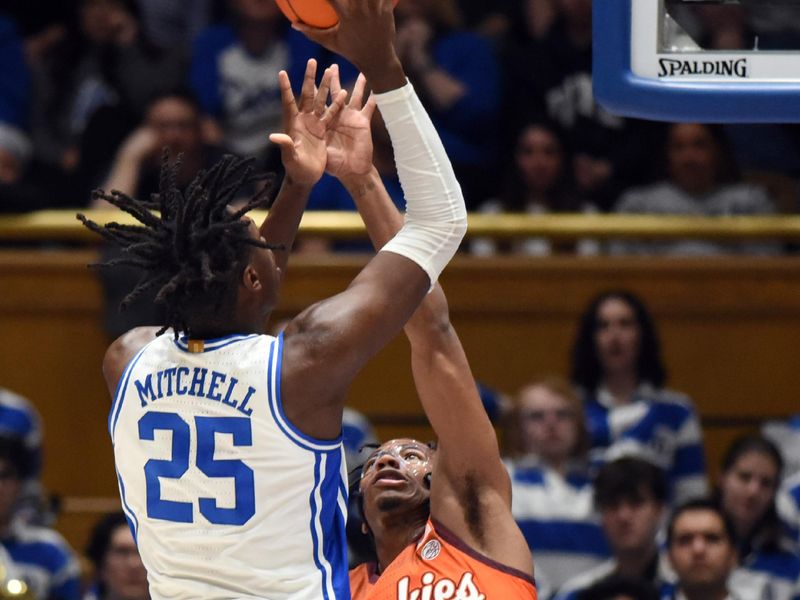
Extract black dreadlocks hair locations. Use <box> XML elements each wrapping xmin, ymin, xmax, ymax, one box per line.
<box><xmin>77</xmin><ymin>151</ymin><xmax>281</xmax><ymax>338</ymax></box>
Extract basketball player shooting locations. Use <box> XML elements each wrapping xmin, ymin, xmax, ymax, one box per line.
<box><xmin>298</xmin><ymin>52</ymin><xmax>537</xmax><ymax>598</ymax></box>
<box><xmin>76</xmin><ymin>0</ymin><xmax>467</xmax><ymax>596</ymax></box>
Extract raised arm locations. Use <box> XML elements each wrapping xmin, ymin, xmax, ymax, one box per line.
<box><xmin>326</xmin><ymin>66</ymin><xmax>532</xmax><ymax>575</ymax></box>
<box><xmin>260</xmin><ymin>59</ymin><xmax>347</xmax><ymax>275</ymax></box>
<box><xmin>280</xmin><ymin>0</ymin><xmax>467</xmax><ymax>439</ymax></box>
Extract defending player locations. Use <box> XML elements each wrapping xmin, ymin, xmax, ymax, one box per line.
<box><xmin>294</xmin><ymin>50</ymin><xmax>537</xmax><ymax>599</ymax></box>
<box><xmin>77</xmin><ymin>1</ymin><xmax>467</xmax><ymax>596</ymax></box>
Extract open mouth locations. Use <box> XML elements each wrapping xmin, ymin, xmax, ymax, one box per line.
<box><xmin>373</xmin><ymin>468</ymin><xmax>407</xmax><ymax>488</ymax></box>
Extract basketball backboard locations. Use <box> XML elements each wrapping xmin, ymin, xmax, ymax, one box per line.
<box><xmin>593</xmin><ymin>0</ymin><xmax>800</xmax><ymax>122</ymax></box>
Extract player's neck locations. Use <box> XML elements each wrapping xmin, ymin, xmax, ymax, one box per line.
<box><xmin>373</xmin><ymin>516</ymin><xmax>428</xmax><ymax>573</ymax></box>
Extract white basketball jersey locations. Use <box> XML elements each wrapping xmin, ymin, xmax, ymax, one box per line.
<box><xmin>110</xmin><ymin>332</ymin><xmax>349</xmax><ymax>600</ymax></box>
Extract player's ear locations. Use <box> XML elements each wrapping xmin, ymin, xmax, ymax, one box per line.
<box><xmin>241</xmin><ymin>264</ymin><xmax>262</xmax><ymax>291</ymax></box>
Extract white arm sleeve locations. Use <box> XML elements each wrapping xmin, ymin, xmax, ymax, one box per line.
<box><xmin>373</xmin><ymin>81</ymin><xmax>467</xmax><ymax>286</ymax></box>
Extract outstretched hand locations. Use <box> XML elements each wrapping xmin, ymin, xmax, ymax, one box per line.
<box><xmin>325</xmin><ymin>68</ymin><xmax>377</xmax><ymax>179</ymax></box>
<box><xmin>269</xmin><ymin>59</ymin><xmax>348</xmax><ymax>187</ymax></box>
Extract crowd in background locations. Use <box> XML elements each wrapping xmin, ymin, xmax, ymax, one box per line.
<box><xmin>3</xmin><ymin>289</ymin><xmax>800</xmax><ymax>599</ymax></box>
<box><xmin>1</xmin><ymin>1</ymin><xmax>800</xmax><ymax>599</ymax></box>
<box><xmin>1</xmin><ymin>0</ymin><xmax>800</xmax><ymax>256</ymax></box>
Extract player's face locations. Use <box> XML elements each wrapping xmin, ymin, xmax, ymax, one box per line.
<box><xmin>102</xmin><ymin>524</ymin><xmax>149</xmax><ymax>600</ymax></box>
<box><xmin>667</xmin><ymin>123</ymin><xmax>719</xmax><ymax>195</ymax></box>
<box><xmin>360</xmin><ymin>439</ymin><xmax>434</xmax><ymax>521</ymax></box>
<box><xmin>594</xmin><ymin>298</ymin><xmax>641</xmax><ymax>377</ymax></box>
<box><xmin>515</xmin><ymin>126</ymin><xmax>564</xmax><ymax>195</ymax></box>
<box><xmin>518</xmin><ymin>385</ymin><xmax>578</xmax><ymax>464</ymax></box>
<box><xmin>668</xmin><ymin>509</ymin><xmax>737</xmax><ymax>592</ymax></box>
<box><xmin>600</xmin><ymin>491</ymin><xmax>663</xmax><ymax>555</ymax></box>
<box><xmin>146</xmin><ymin>98</ymin><xmax>202</xmax><ymax>159</ymax></box>
<box><xmin>719</xmin><ymin>450</ymin><xmax>779</xmax><ymax>535</ymax></box>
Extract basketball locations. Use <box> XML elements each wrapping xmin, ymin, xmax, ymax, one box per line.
<box><xmin>274</xmin><ymin>0</ymin><xmax>398</xmax><ymax>29</ymax></box>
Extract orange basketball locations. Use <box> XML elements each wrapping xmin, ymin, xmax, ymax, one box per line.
<box><xmin>274</xmin><ymin>0</ymin><xmax>398</xmax><ymax>30</ymax></box>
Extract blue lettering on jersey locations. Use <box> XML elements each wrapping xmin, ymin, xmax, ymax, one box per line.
<box><xmin>133</xmin><ymin>368</ymin><xmax>256</xmax><ymax>416</ymax></box>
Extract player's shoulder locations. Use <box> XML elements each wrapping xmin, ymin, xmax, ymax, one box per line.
<box><xmin>103</xmin><ymin>327</ymin><xmax>161</xmax><ymax>387</ymax></box>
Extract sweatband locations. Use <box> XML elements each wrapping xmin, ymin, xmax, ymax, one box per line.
<box><xmin>373</xmin><ymin>81</ymin><xmax>467</xmax><ymax>286</ymax></box>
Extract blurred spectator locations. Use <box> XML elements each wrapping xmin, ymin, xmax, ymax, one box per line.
<box><xmin>716</xmin><ymin>436</ymin><xmax>800</xmax><ymax>600</ymax></box>
<box><xmin>393</xmin><ymin>0</ymin><xmax>500</xmax><ymax>208</ymax></box>
<box><xmin>135</xmin><ymin>0</ymin><xmax>222</xmax><ymax>51</ymax></box>
<box><xmin>612</xmin><ymin>123</ymin><xmax>779</xmax><ymax>255</ymax></box>
<box><xmin>0</xmin><ymin>14</ymin><xmax>31</xmax><ymax>130</ymax></box>
<box><xmin>471</xmin><ymin>119</ymin><xmax>599</xmax><ymax>257</ymax></box>
<box><xmin>501</xmin><ymin>0</ymin><xmax>655</xmax><ymax>210</ymax></box>
<box><xmin>555</xmin><ymin>458</ymin><xmax>670</xmax><ymax>600</ymax></box>
<box><xmin>663</xmin><ymin>499</ymin><xmax>739</xmax><ymax>600</ymax></box>
<box><xmin>0</xmin><ymin>123</ymin><xmax>75</xmax><ymax>212</ymax></box>
<box><xmin>455</xmin><ymin>0</ymin><xmax>517</xmax><ymax>39</ymax></box>
<box><xmin>189</xmin><ymin>0</ymin><xmax>324</xmax><ymax>170</ymax></box>
<box><xmin>575</xmin><ymin>576</ymin><xmax>660</xmax><ymax>600</ymax></box>
<box><xmin>570</xmin><ymin>291</ymin><xmax>708</xmax><ymax>505</ymax></box>
<box><xmin>762</xmin><ymin>414</ymin><xmax>800</xmax><ymax>479</ymax></box>
<box><xmin>504</xmin><ymin>378</ymin><xmax>609</xmax><ymax>599</ymax></box>
<box><xmin>0</xmin><ymin>388</ymin><xmax>47</xmax><ymax>526</ymax></box>
<box><xmin>84</xmin><ymin>512</ymin><xmax>149</xmax><ymax>600</ymax></box>
<box><xmin>777</xmin><ymin>471</ymin><xmax>800</xmax><ymax>547</ymax></box>
<box><xmin>92</xmin><ymin>89</ymin><xmax>222</xmax><ymax>203</ymax></box>
<box><xmin>28</xmin><ymin>0</ymin><xmax>188</xmax><ymax>175</ymax></box>
<box><xmin>0</xmin><ymin>437</ymin><xmax>80</xmax><ymax>600</ymax></box>
<box><xmin>90</xmin><ymin>89</ymin><xmax>226</xmax><ymax>337</ymax></box>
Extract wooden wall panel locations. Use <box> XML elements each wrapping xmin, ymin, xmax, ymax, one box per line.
<box><xmin>1</xmin><ymin>250</ymin><xmax>799</xmax><ymax>552</ymax></box>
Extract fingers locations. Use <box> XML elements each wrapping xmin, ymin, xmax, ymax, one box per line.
<box><xmin>277</xmin><ymin>70</ymin><xmax>298</xmax><ymax>124</ymax></box>
<box><xmin>350</xmin><ymin>73</ymin><xmax>367</xmax><ymax>110</ymax></box>
<box><xmin>330</xmin><ymin>64</ymin><xmax>342</xmax><ymax>98</ymax></box>
<box><xmin>320</xmin><ymin>89</ymin><xmax>348</xmax><ymax>126</ymax></box>
<box><xmin>299</xmin><ymin>58</ymin><xmax>318</xmax><ymax>112</ymax></box>
<box><xmin>314</xmin><ymin>67</ymin><xmax>333</xmax><ymax>117</ymax></box>
<box><xmin>268</xmin><ymin>133</ymin><xmax>294</xmax><ymax>150</ymax></box>
<box><xmin>362</xmin><ymin>92</ymin><xmax>377</xmax><ymax>120</ymax></box>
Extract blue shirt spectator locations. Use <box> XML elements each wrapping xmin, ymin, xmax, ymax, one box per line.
<box><xmin>0</xmin><ymin>15</ymin><xmax>31</xmax><ymax>130</ymax></box>
<box><xmin>571</xmin><ymin>291</ymin><xmax>708</xmax><ymax>505</ymax></box>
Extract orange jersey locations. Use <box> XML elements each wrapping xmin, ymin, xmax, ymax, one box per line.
<box><xmin>349</xmin><ymin>518</ymin><xmax>537</xmax><ymax>599</ymax></box>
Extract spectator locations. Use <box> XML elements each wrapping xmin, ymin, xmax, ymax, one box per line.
<box><xmin>0</xmin><ymin>388</ymin><xmax>48</xmax><ymax>526</ymax></box>
<box><xmin>90</xmin><ymin>89</ymin><xmax>226</xmax><ymax>338</ymax></box>
<box><xmin>393</xmin><ymin>0</ymin><xmax>500</xmax><ymax>208</ymax></box>
<box><xmin>716</xmin><ymin>435</ymin><xmax>800</xmax><ymax>600</ymax></box>
<box><xmin>501</xmin><ymin>0</ymin><xmax>655</xmax><ymax>210</ymax></box>
<box><xmin>92</xmin><ymin>89</ymin><xmax>222</xmax><ymax>203</ymax></box>
<box><xmin>0</xmin><ymin>14</ymin><xmax>31</xmax><ymax>130</ymax></box>
<box><xmin>505</xmin><ymin>377</ymin><xmax>610</xmax><ymax>598</ymax></box>
<box><xmin>189</xmin><ymin>0</ymin><xmax>325</xmax><ymax>170</ymax></box>
<box><xmin>555</xmin><ymin>458</ymin><xmax>670</xmax><ymax>600</ymax></box>
<box><xmin>84</xmin><ymin>512</ymin><xmax>149</xmax><ymax>600</ymax></box>
<box><xmin>570</xmin><ymin>291</ymin><xmax>708</xmax><ymax>505</ymax></box>
<box><xmin>663</xmin><ymin>499</ymin><xmax>739</xmax><ymax>600</ymax></box>
<box><xmin>762</xmin><ymin>414</ymin><xmax>800</xmax><ymax>479</ymax></box>
<box><xmin>471</xmin><ymin>119</ymin><xmax>599</xmax><ymax>256</ymax></box>
<box><xmin>612</xmin><ymin>123</ymin><xmax>778</xmax><ymax>255</ymax></box>
<box><xmin>29</xmin><ymin>0</ymin><xmax>187</xmax><ymax>174</ymax></box>
<box><xmin>0</xmin><ymin>437</ymin><xmax>80</xmax><ymax>600</ymax></box>
<box><xmin>777</xmin><ymin>471</ymin><xmax>800</xmax><ymax>546</ymax></box>
<box><xmin>135</xmin><ymin>0</ymin><xmax>221</xmax><ymax>51</ymax></box>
